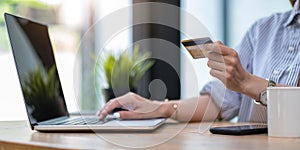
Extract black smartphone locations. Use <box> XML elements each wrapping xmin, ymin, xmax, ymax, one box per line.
<box><xmin>209</xmin><ymin>125</ymin><xmax>268</xmax><ymax>135</ymax></box>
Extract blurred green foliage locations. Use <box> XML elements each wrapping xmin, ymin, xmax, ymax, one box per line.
<box><xmin>22</xmin><ymin>65</ymin><xmax>59</xmax><ymax>106</ymax></box>
<box><xmin>98</xmin><ymin>45</ymin><xmax>155</xmax><ymax>89</ymax></box>
<box><xmin>0</xmin><ymin>0</ymin><xmax>50</xmax><ymax>23</ymax></box>
<box><xmin>0</xmin><ymin>0</ymin><xmax>50</xmax><ymax>51</ymax></box>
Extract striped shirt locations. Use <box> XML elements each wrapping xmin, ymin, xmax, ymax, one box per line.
<box><xmin>200</xmin><ymin>2</ymin><xmax>300</xmax><ymax>123</ymax></box>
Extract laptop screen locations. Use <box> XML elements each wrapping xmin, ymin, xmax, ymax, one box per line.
<box><xmin>5</xmin><ymin>13</ymin><xmax>69</xmax><ymax>127</ymax></box>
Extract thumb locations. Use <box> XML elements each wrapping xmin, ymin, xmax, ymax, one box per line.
<box><xmin>216</xmin><ymin>41</ymin><xmax>224</xmax><ymax>45</ymax></box>
<box><xmin>116</xmin><ymin>111</ymin><xmax>143</xmax><ymax>120</ymax></box>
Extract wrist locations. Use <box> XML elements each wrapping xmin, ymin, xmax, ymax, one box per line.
<box><xmin>159</xmin><ymin>101</ymin><xmax>178</xmax><ymax>118</ymax></box>
<box><xmin>256</xmin><ymin>79</ymin><xmax>276</xmax><ymax>106</ymax></box>
<box><xmin>240</xmin><ymin>74</ymin><xmax>268</xmax><ymax>100</ymax></box>
<box><xmin>240</xmin><ymin>72</ymin><xmax>253</xmax><ymax>94</ymax></box>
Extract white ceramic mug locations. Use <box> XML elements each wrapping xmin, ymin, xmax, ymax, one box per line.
<box><xmin>267</xmin><ymin>87</ymin><xmax>300</xmax><ymax>138</ymax></box>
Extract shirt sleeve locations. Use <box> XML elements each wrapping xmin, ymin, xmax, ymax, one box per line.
<box><xmin>200</xmin><ymin>79</ymin><xmax>241</xmax><ymax>121</ymax></box>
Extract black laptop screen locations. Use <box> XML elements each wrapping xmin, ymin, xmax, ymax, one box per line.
<box><xmin>5</xmin><ymin>13</ymin><xmax>68</xmax><ymax>127</ymax></box>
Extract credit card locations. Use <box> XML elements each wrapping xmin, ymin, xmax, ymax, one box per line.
<box><xmin>181</xmin><ymin>37</ymin><xmax>213</xmax><ymax>59</ymax></box>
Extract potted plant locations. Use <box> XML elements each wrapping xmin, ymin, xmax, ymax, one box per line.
<box><xmin>97</xmin><ymin>45</ymin><xmax>155</xmax><ymax>102</ymax></box>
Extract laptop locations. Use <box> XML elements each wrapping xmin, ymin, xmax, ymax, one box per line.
<box><xmin>4</xmin><ymin>13</ymin><xmax>165</xmax><ymax>132</ymax></box>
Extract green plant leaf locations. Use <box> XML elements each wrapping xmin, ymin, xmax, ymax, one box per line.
<box><xmin>95</xmin><ymin>45</ymin><xmax>155</xmax><ymax>90</ymax></box>
<box><xmin>0</xmin><ymin>0</ymin><xmax>50</xmax><ymax>9</ymax></box>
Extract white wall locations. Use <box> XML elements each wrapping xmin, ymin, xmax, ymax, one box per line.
<box><xmin>180</xmin><ymin>0</ymin><xmax>223</xmax><ymax>98</ymax></box>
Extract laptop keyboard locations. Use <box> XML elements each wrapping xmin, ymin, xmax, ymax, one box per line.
<box><xmin>55</xmin><ymin>117</ymin><xmax>105</xmax><ymax>125</ymax></box>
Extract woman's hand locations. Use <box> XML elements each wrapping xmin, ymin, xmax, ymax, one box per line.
<box><xmin>97</xmin><ymin>92</ymin><xmax>169</xmax><ymax>120</ymax></box>
<box><xmin>204</xmin><ymin>41</ymin><xmax>269</xmax><ymax>100</ymax></box>
<box><xmin>204</xmin><ymin>41</ymin><xmax>251</xmax><ymax>93</ymax></box>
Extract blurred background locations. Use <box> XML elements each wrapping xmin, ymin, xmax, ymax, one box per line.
<box><xmin>0</xmin><ymin>0</ymin><xmax>291</xmax><ymax>121</ymax></box>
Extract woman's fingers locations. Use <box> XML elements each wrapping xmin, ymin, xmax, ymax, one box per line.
<box><xmin>207</xmin><ymin>60</ymin><xmax>225</xmax><ymax>72</ymax></box>
<box><xmin>97</xmin><ymin>92</ymin><xmax>162</xmax><ymax>120</ymax></box>
<box><xmin>209</xmin><ymin>69</ymin><xmax>225</xmax><ymax>82</ymax></box>
<box><xmin>97</xmin><ymin>92</ymin><xmax>144</xmax><ymax>120</ymax></box>
<box><xmin>204</xmin><ymin>42</ymin><xmax>235</xmax><ymax>56</ymax></box>
<box><xmin>205</xmin><ymin>41</ymin><xmax>250</xmax><ymax>93</ymax></box>
<box><xmin>117</xmin><ymin>109</ymin><xmax>159</xmax><ymax>120</ymax></box>
<box><xmin>216</xmin><ymin>41</ymin><xmax>224</xmax><ymax>45</ymax></box>
<box><xmin>117</xmin><ymin>111</ymin><xmax>143</xmax><ymax>120</ymax></box>
<box><xmin>98</xmin><ymin>99</ymin><xmax>122</xmax><ymax>120</ymax></box>
<box><xmin>206</xmin><ymin>52</ymin><xmax>224</xmax><ymax>63</ymax></box>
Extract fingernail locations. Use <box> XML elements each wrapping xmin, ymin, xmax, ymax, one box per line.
<box><xmin>98</xmin><ymin>114</ymin><xmax>104</xmax><ymax>120</ymax></box>
<box><xmin>96</xmin><ymin>110</ymin><xmax>100</xmax><ymax>116</ymax></box>
<box><xmin>113</xmin><ymin>112</ymin><xmax>120</xmax><ymax>119</ymax></box>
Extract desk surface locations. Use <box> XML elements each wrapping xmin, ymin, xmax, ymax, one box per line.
<box><xmin>0</xmin><ymin>120</ymin><xmax>299</xmax><ymax>150</ymax></box>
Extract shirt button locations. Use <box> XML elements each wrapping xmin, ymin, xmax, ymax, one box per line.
<box><xmin>287</xmin><ymin>25</ymin><xmax>292</xmax><ymax>29</ymax></box>
<box><xmin>273</xmin><ymin>70</ymin><xmax>280</xmax><ymax>75</ymax></box>
<box><xmin>288</xmin><ymin>46</ymin><xmax>295</xmax><ymax>51</ymax></box>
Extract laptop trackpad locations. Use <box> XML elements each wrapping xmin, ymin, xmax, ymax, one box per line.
<box><xmin>103</xmin><ymin>118</ymin><xmax>165</xmax><ymax>127</ymax></box>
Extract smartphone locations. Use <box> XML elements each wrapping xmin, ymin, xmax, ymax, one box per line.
<box><xmin>209</xmin><ymin>125</ymin><xmax>268</xmax><ymax>135</ymax></box>
<box><xmin>181</xmin><ymin>37</ymin><xmax>213</xmax><ymax>59</ymax></box>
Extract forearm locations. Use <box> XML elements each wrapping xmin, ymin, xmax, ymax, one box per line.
<box><xmin>160</xmin><ymin>95</ymin><xmax>220</xmax><ymax>122</ymax></box>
